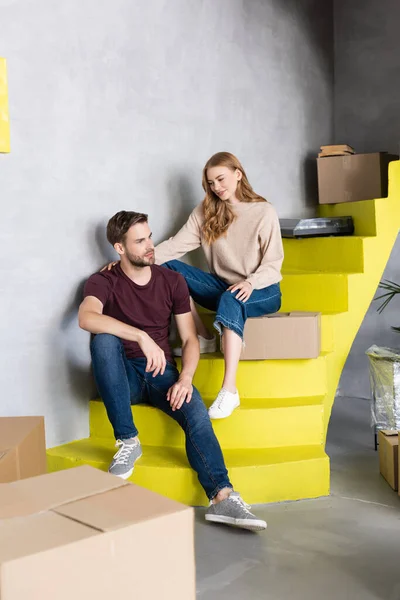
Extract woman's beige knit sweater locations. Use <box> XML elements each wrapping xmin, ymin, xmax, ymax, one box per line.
<box><xmin>155</xmin><ymin>201</ymin><xmax>284</xmax><ymax>290</ymax></box>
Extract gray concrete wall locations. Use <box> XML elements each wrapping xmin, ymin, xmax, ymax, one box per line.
<box><xmin>334</xmin><ymin>0</ymin><xmax>400</xmax><ymax>399</ymax></box>
<box><xmin>334</xmin><ymin>0</ymin><xmax>400</xmax><ymax>155</ymax></box>
<box><xmin>0</xmin><ymin>0</ymin><xmax>334</xmax><ymax>446</ymax></box>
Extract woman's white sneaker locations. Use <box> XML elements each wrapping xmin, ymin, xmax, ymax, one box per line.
<box><xmin>208</xmin><ymin>388</ymin><xmax>240</xmax><ymax>419</ymax></box>
<box><xmin>173</xmin><ymin>334</ymin><xmax>216</xmax><ymax>357</ymax></box>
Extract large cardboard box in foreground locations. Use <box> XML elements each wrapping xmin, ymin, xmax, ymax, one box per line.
<box><xmin>317</xmin><ymin>152</ymin><xmax>398</xmax><ymax>205</ymax></box>
<box><xmin>0</xmin><ymin>416</ymin><xmax>46</xmax><ymax>483</ymax></box>
<box><xmin>0</xmin><ymin>466</ymin><xmax>195</xmax><ymax>600</ymax></box>
<box><xmin>222</xmin><ymin>312</ymin><xmax>321</xmax><ymax>360</ymax></box>
<box><xmin>378</xmin><ymin>430</ymin><xmax>398</xmax><ymax>491</ymax></box>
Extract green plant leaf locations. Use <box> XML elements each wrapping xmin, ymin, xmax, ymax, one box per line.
<box><xmin>375</xmin><ymin>279</ymin><xmax>400</xmax><ymax>313</ymax></box>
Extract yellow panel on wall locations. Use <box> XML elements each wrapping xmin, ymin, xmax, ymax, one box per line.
<box><xmin>0</xmin><ymin>58</ymin><xmax>10</xmax><ymax>153</ymax></box>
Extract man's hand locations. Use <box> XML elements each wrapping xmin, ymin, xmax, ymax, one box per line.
<box><xmin>137</xmin><ymin>333</ymin><xmax>166</xmax><ymax>377</ymax></box>
<box><xmin>227</xmin><ymin>280</ymin><xmax>253</xmax><ymax>302</ymax></box>
<box><xmin>100</xmin><ymin>261</ymin><xmax>119</xmax><ymax>272</ymax></box>
<box><xmin>167</xmin><ymin>374</ymin><xmax>193</xmax><ymax>411</ymax></box>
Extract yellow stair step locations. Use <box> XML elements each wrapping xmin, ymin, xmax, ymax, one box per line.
<box><xmin>283</xmin><ymin>236</ymin><xmax>365</xmax><ymax>273</ymax></box>
<box><xmin>280</xmin><ymin>272</ymin><xmax>349</xmax><ymax>312</ymax></box>
<box><xmin>47</xmin><ymin>438</ymin><xmax>329</xmax><ymax>506</ymax></box>
<box><xmin>176</xmin><ymin>353</ymin><xmax>328</xmax><ymax>398</ymax></box>
<box><xmin>89</xmin><ymin>395</ymin><xmax>325</xmax><ymax>449</ymax></box>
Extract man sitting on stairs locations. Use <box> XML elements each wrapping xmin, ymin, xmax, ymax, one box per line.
<box><xmin>79</xmin><ymin>210</ymin><xmax>266</xmax><ymax>532</ymax></box>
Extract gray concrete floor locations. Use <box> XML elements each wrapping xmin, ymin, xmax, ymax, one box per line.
<box><xmin>195</xmin><ymin>396</ymin><xmax>400</xmax><ymax>599</ymax></box>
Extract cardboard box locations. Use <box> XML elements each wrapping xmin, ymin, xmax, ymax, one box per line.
<box><xmin>0</xmin><ymin>416</ymin><xmax>47</xmax><ymax>483</ymax></box>
<box><xmin>378</xmin><ymin>430</ymin><xmax>398</xmax><ymax>491</ymax></box>
<box><xmin>221</xmin><ymin>312</ymin><xmax>321</xmax><ymax>360</ymax></box>
<box><xmin>0</xmin><ymin>466</ymin><xmax>195</xmax><ymax>600</ymax></box>
<box><xmin>317</xmin><ymin>152</ymin><xmax>398</xmax><ymax>205</ymax></box>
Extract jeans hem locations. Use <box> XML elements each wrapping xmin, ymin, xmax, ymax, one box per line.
<box><xmin>115</xmin><ymin>431</ymin><xmax>139</xmax><ymax>441</ymax></box>
<box><xmin>213</xmin><ymin>316</ymin><xmax>243</xmax><ymax>340</ymax></box>
<box><xmin>209</xmin><ymin>482</ymin><xmax>233</xmax><ymax>500</ymax></box>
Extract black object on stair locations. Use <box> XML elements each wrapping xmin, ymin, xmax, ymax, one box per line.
<box><xmin>280</xmin><ymin>216</ymin><xmax>354</xmax><ymax>239</ymax></box>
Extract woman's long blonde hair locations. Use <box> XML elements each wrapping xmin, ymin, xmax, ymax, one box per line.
<box><xmin>201</xmin><ymin>152</ymin><xmax>267</xmax><ymax>244</ymax></box>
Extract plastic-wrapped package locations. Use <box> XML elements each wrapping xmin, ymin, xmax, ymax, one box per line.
<box><xmin>366</xmin><ymin>345</ymin><xmax>400</xmax><ymax>430</ymax></box>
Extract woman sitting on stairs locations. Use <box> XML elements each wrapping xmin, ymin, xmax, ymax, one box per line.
<box><xmin>104</xmin><ymin>151</ymin><xmax>284</xmax><ymax>419</ymax></box>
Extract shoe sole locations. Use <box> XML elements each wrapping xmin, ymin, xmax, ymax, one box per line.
<box><xmin>108</xmin><ymin>452</ymin><xmax>143</xmax><ymax>480</ymax></box>
<box><xmin>208</xmin><ymin>401</ymin><xmax>240</xmax><ymax>420</ymax></box>
<box><xmin>205</xmin><ymin>514</ymin><xmax>267</xmax><ymax>531</ymax></box>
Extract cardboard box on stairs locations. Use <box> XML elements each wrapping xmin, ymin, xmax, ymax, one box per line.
<box><xmin>0</xmin><ymin>466</ymin><xmax>195</xmax><ymax>600</ymax></box>
<box><xmin>378</xmin><ymin>430</ymin><xmax>398</xmax><ymax>491</ymax></box>
<box><xmin>317</xmin><ymin>152</ymin><xmax>398</xmax><ymax>205</ymax></box>
<box><xmin>221</xmin><ymin>312</ymin><xmax>321</xmax><ymax>360</ymax></box>
<box><xmin>0</xmin><ymin>416</ymin><xmax>47</xmax><ymax>483</ymax></box>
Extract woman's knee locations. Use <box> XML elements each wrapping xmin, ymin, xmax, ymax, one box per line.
<box><xmin>217</xmin><ymin>291</ymin><xmax>244</xmax><ymax>321</ymax></box>
<box><xmin>219</xmin><ymin>290</ymin><xmax>242</xmax><ymax>307</ymax></box>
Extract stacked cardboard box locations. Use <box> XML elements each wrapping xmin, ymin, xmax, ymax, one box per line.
<box><xmin>0</xmin><ymin>416</ymin><xmax>47</xmax><ymax>482</ymax></box>
<box><xmin>318</xmin><ymin>144</ymin><xmax>355</xmax><ymax>158</ymax></box>
<box><xmin>0</xmin><ymin>466</ymin><xmax>195</xmax><ymax>600</ymax></box>
<box><xmin>221</xmin><ymin>312</ymin><xmax>321</xmax><ymax>360</ymax></box>
<box><xmin>317</xmin><ymin>151</ymin><xmax>398</xmax><ymax>205</ymax></box>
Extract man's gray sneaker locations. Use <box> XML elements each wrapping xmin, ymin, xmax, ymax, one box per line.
<box><xmin>108</xmin><ymin>438</ymin><xmax>142</xmax><ymax>479</ymax></box>
<box><xmin>205</xmin><ymin>491</ymin><xmax>267</xmax><ymax>531</ymax></box>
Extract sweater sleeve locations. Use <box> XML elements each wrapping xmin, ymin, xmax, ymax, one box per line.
<box><xmin>155</xmin><ymin>208</ymin><xmax>202</xmax><ymax>265</ymax></box>
<box><xmin>245</xmin><ymin>206</ymin><xmax>284</xmax><ymax>290</ymax></box>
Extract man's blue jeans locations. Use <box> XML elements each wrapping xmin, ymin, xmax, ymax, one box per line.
<box><xmin>90</xmin><ymin>333</ymin><xmax>232</xmax><ymax>500</ymax></box>
<box><xmin>162</xmin><ymin>260</ymin><xmax>282</xmax><ymax>339</ymax></box>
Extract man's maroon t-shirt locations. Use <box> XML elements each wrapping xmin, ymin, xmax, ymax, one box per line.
<box><xmin>83</xmin><ymin>264</ymin><xmax>191</xmax><ymax>363</ymax></box>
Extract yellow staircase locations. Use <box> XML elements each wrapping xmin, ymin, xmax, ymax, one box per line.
<box><xmin>47</xmin><ymin>162</ymin><xmax>400</xmax><ymax>506</ymax></box>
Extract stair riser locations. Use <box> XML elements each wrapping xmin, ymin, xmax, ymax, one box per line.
<box><xmin>47</xmin><ymin>453</ymin><xmax>329</xmax><ymax>506</ymax></box>
<box><xmin>283</xmin><ymin>237</ymin><xmax>365</xmax><ymax>273</ymax></box>
<box><xmin>186</xmin><ymin>357</ymin><xmax>328</xmax><ymax>398</ymax></box>
<box><xmin>281</xmin><ymin>275</ymin><xmax>349</xmax><ymax>313</ymax></box>
<box><xmin>89</xmin><ymin>402</ymin><xmax>324</xmax><ymax>449</ymax></box>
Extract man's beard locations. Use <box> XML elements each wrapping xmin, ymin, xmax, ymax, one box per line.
<box><xmin>125</xmin><ymin>251</ymin><xmax>155</xmax><ymax>268</ymax></box>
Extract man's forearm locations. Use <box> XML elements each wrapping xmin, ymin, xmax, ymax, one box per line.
<box><xmin>79</xmin><ymin>310</ymin><xmax>145</xmax><ymax>344</ymax></box>
<box><xmin>180</xmin><ymin>337</ymin><xmax>200</xmax><ymax>380</ymax></box>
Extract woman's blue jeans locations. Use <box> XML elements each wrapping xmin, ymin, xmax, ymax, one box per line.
<box><xmin>162</xmin><ymin>260</ymin><xmax>282</xmax><ymax>339</ymax></box>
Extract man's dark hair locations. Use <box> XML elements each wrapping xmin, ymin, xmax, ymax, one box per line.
<box><xmin>106</xmin><ymin>211</ymin><xmax>148</xmax><ymax>246</ymax></box>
